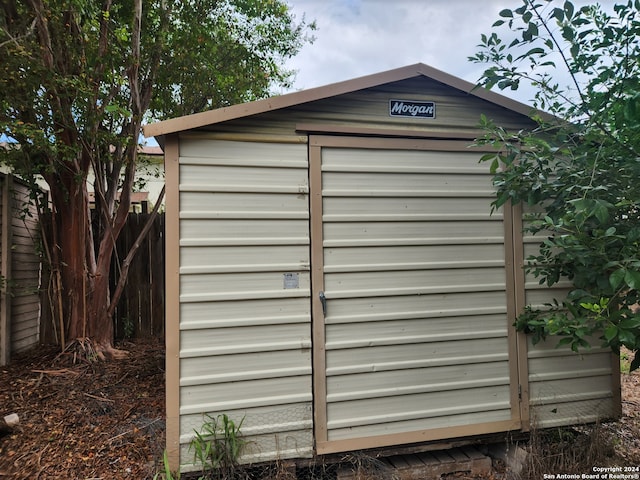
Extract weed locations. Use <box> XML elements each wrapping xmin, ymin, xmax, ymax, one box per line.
<box><xmin>517</xmin><ymin>423</ymin><xmax>615</xmax><ymax>480</ymax></box>
<box><xmin>154</xmin><ymin>450</ymin><xmax>180</xmax><ymax>480</ymax></box>
<box><xmin>621</xmin><ymin>348</ymin><xmax>632</xmax><ymax>374</ymax></box>
<box><xmin>122</xmin><ymin>316</ymin><xmax>135</xmax><ymax>338</ymax></box>
<box><xmin>189</xmin><ymin>413</ymin><xmax>247</xmax><ymax>479</ymax></box>
<box><xmin>257</xmin><ymin>459</ymin><xmax>298</xmax><ymax>480</ymax></box>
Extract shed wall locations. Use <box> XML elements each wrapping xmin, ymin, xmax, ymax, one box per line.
<box><xmin>519</xmin><ymin>212</ymin><xmax>619</xmax><ymax>428</ymax></box>
<box><xmin>176</xmin><ymin>138</ymin><xmax>313</xmax><ymax>466</ymax></box>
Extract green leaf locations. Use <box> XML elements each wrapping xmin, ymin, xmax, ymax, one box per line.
<box><xmin>609</xmin><ymin>269</ymin><xmax>625</xmax><ymax>290</ymax></box>
<box><xmin>556</xmin><ymin>337</ymin><xmax>573</xmax><ymax>349</ymax></box>
<box><xmin>479</xmin><ymin>152</ymin><xmax>497</xmax><ymax>163</ymax></box>
<box><xmin>618</xmin><ymin>328</ymin><xmax>635</xmax><ymax>345</ymax></box>
<box><xmin>619</xmin><ymin>317</ymin><xmax>640</xmax><ymax>330</ymax></box>
<box><xmin>593</xmin><ymin>201</ymin><xmax>609</xmax><ymax>223</ymax></box>
<box><xmin>564</xmin><ymin>1</ymin><xmax>575</xmax><ymax>20</ymax></box>
<box><xmin>523</xmin><ymin>22</ymin><xmax>539</xmax><ymax>41</ymax></box>
<box><xmin>625</xmin><ymin>270</ymin><xmax>640</xmax><ymax>290</ymax></box>
<box><xmin>499</xmin><ymin>9</ymin><xmax>514</xmax><ymax>18</ymax></box>
<box><xmin>604</xmin><ymin>324</ymin><xmax>618</xmax><ymax>342</ymax></box>
<box><xmin>562</xmin><ymin>25</ymin><xmax>575</xmax><ymax>41</ymax></box>
<box><xmin>553</xmin><ymin>7</ymin><xmax>565</xmax><ymax>21</ymax></box>
<box><xmin>525</xmin><ymin>47</ymin><xmax>545</xmax><ymax>57</ymax></box>
<box><xmin>490</xmin><ymin>158</ymin><xmax>499</xmax><ymax>174</ymax></box>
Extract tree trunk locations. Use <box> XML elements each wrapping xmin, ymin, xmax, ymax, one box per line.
<box><xmin>87</xmin><ymin>260</ymin><xmax>114</xmax><ymax>352</ymax></box>
<box><xmin>52</xmin><ymin>175</ymin><xmax>91</xmax><ymax>342</ymax></box>
<box><xmin>87</xmin><ymin>225</ymin><xmax>125</xmax><ymax>360</ymax></box>
<box><xmin>49</xmin><ymin>168</ymin><xmax>127</xmax><ymax>360</ymax></box>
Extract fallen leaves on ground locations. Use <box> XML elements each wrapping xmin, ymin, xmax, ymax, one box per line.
<box><xmin>0</xmin><ymin>338</ymin><xmax>165</xmax><ymax>480</ymax></box>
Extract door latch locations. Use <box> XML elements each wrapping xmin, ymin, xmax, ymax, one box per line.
<box><xmin>319</xmin><ymin>291</ymin><xmax>327</xmax><ymax>316</ymax></box>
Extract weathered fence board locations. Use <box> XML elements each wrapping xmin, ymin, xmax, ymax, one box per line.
<box><xmin>110</xmin><ymin>213</ymin><xmax>166</xmax><ymax>339</ymax></box>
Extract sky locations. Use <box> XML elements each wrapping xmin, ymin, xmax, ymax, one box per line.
<box><xmin>280</xmin><ymin>0</ymin><xmax>535</xmax><ymax>104</ymax></box>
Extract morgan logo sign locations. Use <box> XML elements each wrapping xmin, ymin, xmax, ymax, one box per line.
<box><xmin>389</xmin><ymin>99</ymin><xmax>436</xmax><ymax>118</ymax></box>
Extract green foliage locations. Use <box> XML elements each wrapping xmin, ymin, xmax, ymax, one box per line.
<box><xmin>189</xmin><ymin>413</ymin><xmax>247</xmax><ymax>479</ymax></box>
<box><xmin>122</xmin><ymin>316</ymin><xmax>134</xmax><ymax>339</ymax></box>
<box><xmin>470</xmin><ymin>1</ymin><xmax>640</xmax><ymax>371</ymax></box>
<box><xmin>620</xmin><ymin>349</ymin><xmax>631</xmax><ymax>374</ymax></box>
<box><xmin>0</xmin><ymin>1</ymin><xmax>314</xmax><ymax>344</ymax></box>
<box><xmin>148</xmin><ymin>1</ymin><xmax>316</xmax><ymax>119</ymax></box>
<box><xmin>0</xmin><ymin>0</ymin><xmax>315</xmax><ymax>178</ymax></box>
<box><xmin>154</xmin><ymin>450</ymin><xmax>180</xmax><ymax>480</ymax></box>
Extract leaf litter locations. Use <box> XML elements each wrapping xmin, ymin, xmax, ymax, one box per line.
<box><xmin>0</xmin><ymin>338</ymin><xmax>165</xmax><ymax>479</ymax></box>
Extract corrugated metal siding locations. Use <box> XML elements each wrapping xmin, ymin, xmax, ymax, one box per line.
<box><xmin>522</xmin><ymin>225</ymin><xmax>617</xmax><ymax>427</ymax></box>
<box><xmin>318</xmin><ymin>145</ymin><xmax>516</xmax><ymax>445</ymax></box>
<box><xmin>10</xmin><ymin>179</ymin><xmax>41</xmax><ymax>353</ymax></box>
<box><xmin>0</xmin><ymin>174</ymin><xmax>41</xmax><ymax>364</ymax></box>
<box><xmin>528</xmin><ymin>337</ymin><xmax>616</xmax><ymax>427</ymax></box>
<box><xmin>197</xmin><ymin>77</ymin><xmax>536</xmax><ymax>138</ymax></box>
<box><xmin>177</xmin><ymin>139</ymin><xmax>313</xmax><ymax>465</ymax></box>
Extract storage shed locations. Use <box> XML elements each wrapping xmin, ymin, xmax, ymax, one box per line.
<box><xmin>144</xmin><ymin>63</ymin><xmax>620</xmax><ymax>471</ymax></box>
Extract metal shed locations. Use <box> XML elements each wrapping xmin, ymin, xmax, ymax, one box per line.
<box><xmin>144</xmin><ymin>63</ymin><xmax>620</xmax><ymax>471</ymax></box>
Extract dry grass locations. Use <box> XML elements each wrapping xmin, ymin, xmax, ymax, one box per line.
<box><xmin>337</xmin><ymin>452</ymin><xmax>399</xmax><ymax>480</ymax></box>
<box><xmin>510</xmin><ymin>423</ymin><xmax>619</xmax><ymax>480</ymax></box>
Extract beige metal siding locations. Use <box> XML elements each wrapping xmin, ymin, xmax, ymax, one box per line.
<box><xmin>0</xmin><ymin>174</ymin><xmax>41</xmax><ymax>365</ymax></box>
<box><xmin>527</xmin><ymin>338</ymin><xmax>617</xmax><ymax>427</ymax></box>
<box><xmin>177</xmin><ymin>138</ymin><xmax>312</xmax><ymax>467</ymax></box>
<box><xmin>193</xmin><ymin>76</ymin><xmax>536</xmax><ymax>140</ymax></box>
<box><xmin>311</xmin><ymin>138</ymin><xmax>520</xmax><ymax>453</ymax></box>
<box><xmin>520</xmin><ymin>218</ymin><xmax>618</xmax><ymax>428</ymax></box>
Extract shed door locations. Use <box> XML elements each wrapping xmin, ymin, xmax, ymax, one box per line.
<box><xmin>309</xmin><ymin>136</ymin><xmax>521</xmax><ymax>454</ymax></box>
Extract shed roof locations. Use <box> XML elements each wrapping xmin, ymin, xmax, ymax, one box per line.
<box><xmin>143</xmin><ymin>63</ymin><xmax>539</xmax><ymax>139</ymax></box>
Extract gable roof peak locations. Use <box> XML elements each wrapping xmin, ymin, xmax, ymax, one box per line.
<box><xmin>143</xmin><ymin>62</ymin><xmax>536</xmax><ymax>138</ymax></box>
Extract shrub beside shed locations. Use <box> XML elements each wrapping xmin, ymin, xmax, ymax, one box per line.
<box><xmin>144</xmin><ymin>64</ymin><xmax>620</xmax><ymax>471</ymax></box>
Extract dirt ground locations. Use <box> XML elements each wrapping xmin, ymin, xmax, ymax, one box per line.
<box><xmin>0</xmin><ymin>339</ymin><xmax>639</xmax><ymax>480</ymax></box>
<box><xmin>611</xmin><ymin>366</ymin><xmax>640</xmax><ymax>464</ymax></box>
<box><xmin>0</xmin><ymin>338</ymin><xmax>165</xmax><ymax>479</ymax></box>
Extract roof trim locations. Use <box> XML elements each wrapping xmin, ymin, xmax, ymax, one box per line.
<box><xmin>143</xmin><ymin>63</ymin><xmax>539</xmax><ymax>138</ymax></box>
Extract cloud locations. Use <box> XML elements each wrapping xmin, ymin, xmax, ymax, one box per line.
<box><xmin>285</xmin><ymin>0</ymin><xmax>513</xmax><ymax>91</ymax></box>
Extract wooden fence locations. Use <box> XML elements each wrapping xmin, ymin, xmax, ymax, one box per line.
<box><xmin>40</xmin><ymin>212</ymin><xmax>165</xmax><ymax>343</ymax></box>
<box><xmin>111</xmin><ymin>212</ymin><xmax>165</xmax><ymax>339</ymax></box>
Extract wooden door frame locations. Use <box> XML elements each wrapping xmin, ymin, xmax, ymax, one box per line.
<box><xmin>309</xmin><ymin>138</ymin><xmax>328</xmax><ymax>449</ymax></box>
